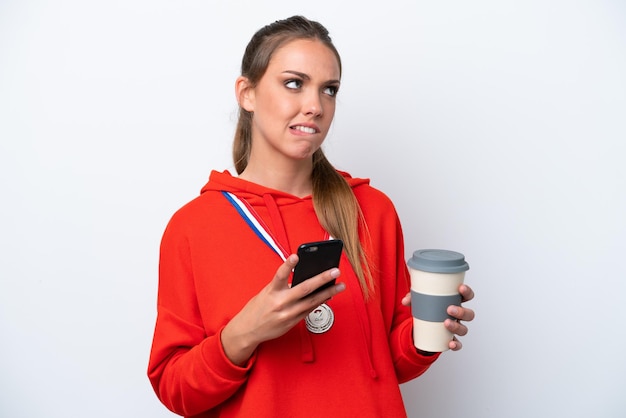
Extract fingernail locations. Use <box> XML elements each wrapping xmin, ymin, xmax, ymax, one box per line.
<box><xmin>330</xmin><ymin>268</ymin><xmax>340</xmax><ymax>278</ymax></box>
<box><xmin>335</xmin><ymin>282</ymin><xmax>346</xmax><ymax>292</ymax></box>
<box><xmin>449</xmin><ymin>306</ymin><xmax>458</xmax><ymax>316</ymax></box>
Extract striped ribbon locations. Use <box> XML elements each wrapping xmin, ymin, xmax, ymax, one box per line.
<box><xmin>221</xmin><ymin>191</ymin><xmax>290</xmax><ymax>261</ymax></box>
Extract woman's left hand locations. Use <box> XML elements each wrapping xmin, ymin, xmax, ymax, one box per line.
<box><xmin>444</xmin><ymin>284</ymin><xmax>475</xmax><ymax>351</ymax></box>
<box><xmin>401</xmin><ymin>283</ymin><xmax>475</xmax><ymax>351</ymax></box>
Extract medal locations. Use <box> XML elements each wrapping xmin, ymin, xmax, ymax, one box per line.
<box><xmin>305</xmin><ymin>303</ymin><xmax>334</xmax><ymax>334</ymax></box>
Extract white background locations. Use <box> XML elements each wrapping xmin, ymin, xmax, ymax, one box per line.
<box><xmin>1</xmin><ymin>1</ymin><xmax>624</xmax><ymax>417</ymax></box>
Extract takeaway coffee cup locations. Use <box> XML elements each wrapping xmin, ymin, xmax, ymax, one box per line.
<box><xmin>408</xmin><ymin>249</ymin><xmax>469</xmax><ymax>352</ymax></box>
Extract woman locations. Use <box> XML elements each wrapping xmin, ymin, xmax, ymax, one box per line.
<box><xmin>148</xmin><ymin>15</ymin><xmax>475</xmax><ymax>417</ymax></box>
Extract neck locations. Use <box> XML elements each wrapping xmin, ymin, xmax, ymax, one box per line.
<box><xmin>239</xmin><ymin>159</ymin><xmax>314</xmax><ymax>198</ymax></box>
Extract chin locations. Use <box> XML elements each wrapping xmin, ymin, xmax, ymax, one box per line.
<box><xmin>294</xmin><ymin>150</ymin><xmax>318</xmax><ymax>161</ymax></box>
<box><xmin>288</xmin><ymin>145</ymin><xmax>319</xmax><ymax>161</ymax></box>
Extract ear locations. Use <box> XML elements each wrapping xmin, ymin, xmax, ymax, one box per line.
<box><xmin>235</xmin><ymin>76</ymin><xmax>255</xmax><ymax>112</ymax></box>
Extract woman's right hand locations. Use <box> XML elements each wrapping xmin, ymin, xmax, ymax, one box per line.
<box><xmin>220</xmin><ymin>254</ymin><xmax>345</xmax><ymax>366</ymax></box>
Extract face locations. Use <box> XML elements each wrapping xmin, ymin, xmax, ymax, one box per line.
<box><xmin>239</xmin><ymin>39</ymin><xmax>341</xmax><ymax>164</ymax></box>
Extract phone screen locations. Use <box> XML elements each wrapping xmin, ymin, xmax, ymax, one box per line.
<box><xmin>291</xmin><ymin>239</ymin><xmax>343</xmax><ymax>293</ymax></box>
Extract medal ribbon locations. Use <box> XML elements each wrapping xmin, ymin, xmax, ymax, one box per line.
<box><xmin>222</xmin><ymin>191</ymin><xmax>290</xmax><ymax>261</ymax></box>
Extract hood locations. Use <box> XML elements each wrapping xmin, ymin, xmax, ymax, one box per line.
<box><xmin>201</xmin><ymin>169</ymin><xmax>371</xmax><ymax>204</ymax></box>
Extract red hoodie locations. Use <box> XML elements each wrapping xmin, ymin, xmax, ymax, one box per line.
<box><xmin>148</xmin><ymin>170</ymin><xmax>439</xmax><ymax>417</ymax></box>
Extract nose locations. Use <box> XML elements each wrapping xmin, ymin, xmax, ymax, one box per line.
<box><xmin>303</xmin><ymin>92</ymin><xmax>323</xmax><ymax>117</ymax></box>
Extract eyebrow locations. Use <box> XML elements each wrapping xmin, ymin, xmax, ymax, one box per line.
<box><xmin>282</xmin><ymin>70</ymin><xmax>340</xmax><ymax>85</ymax></box>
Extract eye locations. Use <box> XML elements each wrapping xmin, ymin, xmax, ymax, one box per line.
<box><xmin>323</xmin><ymin>85</ymin><xmax>339</xmax><ymax>97</ymax></box>
<box><xmin>285</xmin><ymin>79</ymin><xmax>303</xmax><ymax>90</ymax></box>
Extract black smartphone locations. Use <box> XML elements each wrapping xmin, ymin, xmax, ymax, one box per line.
<box><xmin>291</xmin><ymin>239</ymin><xmax>343</xmax><ymax>293</ymax></box>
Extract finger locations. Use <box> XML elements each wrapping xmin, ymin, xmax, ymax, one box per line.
<box><xmin>291</xmin><ymin>268</ymin><xmax>341</xmax><ymax>299</ymax></box>
<box><xmin>444</xmin><ymin>318</ymin><xmax>468</xmax><ymax>337</ymax></box>
<box><xmin>459</xmin><ymin>284</ymin><xmax>475</xmax><ymax>302</ymax></box>
<box><xmin>271</xmin><ymin>254</ymin><xmax>299</xmax><ymax>289</ymax></box>
<box><xmin>301</xmin><ymin>281</ymin><xmax>346</xmax><ymax>313</ymax></box>
<box><xmin>449</xmin><ymin>336</ymin><xmax>463</xmax><ymax>351</ymax></box>
<box><xmin>447</xmin><ymin>305</ymin><xmax>475</xmax><ymax>322</ymax></box>
<box><xmin>401</xmin><ymin>292</ymin><xmax>411</xmax><ymax>306</ymax></box>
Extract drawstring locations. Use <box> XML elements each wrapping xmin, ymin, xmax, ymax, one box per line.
<box><xmin>348</xmin><ymin>273</ymin><xmax>378</xmax><ymax>379</ymax></box>
<box><xmin>262</xmin><ymin>194</ymin><xmax>316</xmax><ymax>363</ymax></box>
<box><xmin>263</xmin><ymin>194</ymin><xmax>291</xmax><ymax>252</ymax></box>
<box><xmin>299</xmin><ymin>323</ymin><xmax>315</xmax><ymax>363</ymax></box>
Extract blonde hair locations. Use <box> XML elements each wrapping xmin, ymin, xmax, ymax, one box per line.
<box><xmin>233</xmin><ymin>16</ymin><xmax>373</xmax><ymax>296</ymax></box>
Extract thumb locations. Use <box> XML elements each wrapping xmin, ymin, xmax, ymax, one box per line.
<box><xmin>271</xmin><ymin>254</ymin><xmax>299</xmax><ymax>289</ymax></box>
<box><xmin>401</xmin><ymin>292</ymin><xmax>411</xmax><ymax>306</ymax></box>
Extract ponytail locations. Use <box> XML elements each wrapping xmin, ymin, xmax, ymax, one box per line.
<box><xmin>312</xmin><ymin>150</ymin><xmax>373</xmax><ymax>297</ymax></box>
